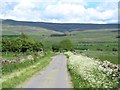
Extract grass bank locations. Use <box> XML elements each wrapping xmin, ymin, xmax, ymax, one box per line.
<box><xmin>2</xmin><ymin>52</ymin><xmax>55</xmax><ymax>88</ymax></box>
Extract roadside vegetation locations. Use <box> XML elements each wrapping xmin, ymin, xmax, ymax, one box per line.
<box><xmin>1</xmin><ymin>33</ymin><xmax>55</xmax><ymax>88</ymax></box>
<box><xmin>65</xmin><ymin>52</ymin><xmax>119</xmax><ymax>89</ymax></box>
<box><xmin>1</xmin><ymin>34</ymin><xmax>74</xmax><ymax>88</ymax></box>
<box><xmin>2</xmin><ymin>52</ymin><xmax>54</xmax><ymax>88</ymax></box>
<box><xmin>2</xmin><ymin>32</ymin><xmax>43</xmax><ymax>53</ymax></box>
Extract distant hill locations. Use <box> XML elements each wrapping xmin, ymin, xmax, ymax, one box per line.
<box><xmin>2</xmin><ymin>19</ymin><xmax>118</xmax><ymax>32</ymax></box>
<box><xmin>1</xmin><ymin>19</ymin><xmax>63</xmax><ymax>35</ymax></box>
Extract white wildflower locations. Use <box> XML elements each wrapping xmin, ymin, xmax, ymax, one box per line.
<box><xmin>27</xmin><ymin>55</ymin><xmax>34</xmax><ymax>60</ymax></box>
<box><xmin>66</xmin><ymin>52</ymin><xmax>119</xmax><ymax>88</ymax></box>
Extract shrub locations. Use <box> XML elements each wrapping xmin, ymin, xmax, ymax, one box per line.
<box><xmin>52</xmin><ymin>44</ymin><xmax>60</xmax><ymax>52</ymax></box>
<box><xmin>59</xmin><ymin>39</ymin><xmax>73</xmax><ymax>51</ymax></box>
<box><xmin>97</xmin><ymin>48</ymin><xmax>103</xmax><ymax>51</ymax></box>
<box><xmin>2</xmin><ymin>35</ymin><xmax>44</xmax><ymax>53</ymax></box>
<box><xmin>79</xmin><ymin>47</ymin><xmax>88</xmax><ymax>50</ymax></box>
<box><xmin>112</xmin><ymin>48</ymin><xmax>118</xmax><ymax>51</ymax></box>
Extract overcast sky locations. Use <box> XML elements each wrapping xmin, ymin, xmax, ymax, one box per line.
<box><xmin>0</xmin><ymin>0</ymin><xmax>119</xmax><ymax>24</ymax></box>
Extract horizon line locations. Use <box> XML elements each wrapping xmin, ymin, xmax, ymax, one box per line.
<box><xmin>1</xmin><ymin>18</ymin><xmax>118</xmax><ymax>24</ymax></box>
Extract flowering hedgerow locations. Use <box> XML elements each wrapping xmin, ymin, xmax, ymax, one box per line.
<box><xmin>65</xmin><ymin>52</ymin><xmax>119</xmax><ymax>88</ymax></box>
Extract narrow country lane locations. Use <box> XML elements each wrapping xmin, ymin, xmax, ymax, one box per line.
<box><xmin>20</xmin><ymin>53</ymin><xmax>72</xmax><ymax>88</ymax></box>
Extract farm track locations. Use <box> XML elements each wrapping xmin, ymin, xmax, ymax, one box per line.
<box><xmin>20</xmin><ymin>54</ymin><xmax>72</xmax><ymax>88</ymax></box>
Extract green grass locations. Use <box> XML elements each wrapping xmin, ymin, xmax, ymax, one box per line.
<box><xmin>2</xmin><ymin>52</ymin><xmax>26</xmax><ymax>59</ymax></box>
<box><xmin>67</xmin><ymin>66</ymin><xmax>91</xmax><ymax>88</ymax></box>
<box><xmin>35</xmin><ymin>30</ymin><xmax>118</xmax><ymax>59</ymax></box>
<box><xmin>74</xmin><ymin>41</ymin><xmax>118</xmax><ymax>64</ymax></box>
<box><xmin>2</xmin><ymin>25</ymin><xmax>118</xmax><ymax>59</ymax></box>
<box><xmin>2</xmin><ymin>24</ymin><xmax>118</xmax><ymax>50</ymax></box>
<box><xmin>2</xmin><ymin>55</ymin><xmax>39</xmax><ymax>75</ymax></box>
<box><xmin>2</xmin><ymin>24</ymin><xmax>62</xmax><ymax>35</ymax></box>
<box><xmin>79</xmin><ymin>50</ymin><xmax>118</xmax><ymax>64</ymax></box>
<box><xmin>2</xmin><ymin>52</ymin><xmax>55</xmax><ymax>88</ymax></box>
<box><xmin>1</xmin><ymin>24</ymin><xmax>119</xmax><ymax>89</ymax></box>
<box><xmin>2</xmin><ymin>28</ymin><xmax>118</xmax><ymax>64</ymax></box>
<box><xmin>75</xmin><ymin>41</ymin><xmax>118</xmax><ymax>51</ymax></box>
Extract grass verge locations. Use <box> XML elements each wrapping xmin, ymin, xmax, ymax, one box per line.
<box><xmin>2</xmin><ymin>52</ymin><xmax>54</xmax><ymax>88</ymax></box>
<box><xmin>65</xmin><ymin>52</ymin><xmax>119</xmax><ymax>89</ymax></box>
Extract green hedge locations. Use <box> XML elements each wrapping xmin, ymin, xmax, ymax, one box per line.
<box><xmin>2</xmin><ymin>37</ymin><xmax>43</xmax><ymax>53</ymax></box>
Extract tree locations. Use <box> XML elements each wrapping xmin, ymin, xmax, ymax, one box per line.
<box><xmin>59</xmin><ymin>39</ymin><xmax>73</xmax><ymax>51</ymax></box>
<box><xmin>2</xmin><ymin>38</ymin><xmax>11</xmax><ymax>52</ymax></box>
<box><xmin>2</xmin><ymin>36</ymin><xmax>44</xmax><ymax>53</ymax></box>
<box><xmin>52</xmin><ymin>44</ymin><xmax>60</xmax><ymax>52</ymax></box>
<box><xmin>33</xmin><ymin>42</ymin><xmax>43</xmax><ymax>52</ymax></box>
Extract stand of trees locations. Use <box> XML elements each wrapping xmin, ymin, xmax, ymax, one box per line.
<box><xmin>52</xmin><ymin>39</ymin><xmax>73</xmax><ymax>52</ymax></box>
<box><xmin>2</xmin><ymin>33</ymin><xmax>43</xmax><ymax>53</ymax></box>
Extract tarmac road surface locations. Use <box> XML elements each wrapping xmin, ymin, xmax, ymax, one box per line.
<box><xmin>20</xmin><ymin>53</ymin><xmax>72</xmax><ymax>88</ymax></box>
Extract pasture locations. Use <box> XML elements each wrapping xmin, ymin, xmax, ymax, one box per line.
<box><xmin>1</xmin><ymin>25</ymin><xmax>118</xmax><ymax>64</ymax></box>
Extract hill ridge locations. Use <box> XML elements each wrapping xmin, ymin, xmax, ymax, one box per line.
<box><xmin>2</xmin><ymin>19</ymin><xmax>118</xmax><ymax>32</ymax></box>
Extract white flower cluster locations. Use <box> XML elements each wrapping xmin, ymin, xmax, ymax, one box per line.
<box><xmin>1</xmin><ymin>58</ymin><xmax>21</xmax><ymax>64</ymax></box>
<box><xmin>1</xmin><ymin>54</ymin><xmax>37</xmax><ymax>64</ymax></box>
<box><xmin>27</xmin><ymin>55</ymin><xmax>34</xmax><ymax>60</ymax></box>
<box><xmin>37</xmin><ymin>51</ymin><xmax>45</xmax><ymax>57</ymax></box>
<box><xmin>65</xmin><ymin>52</ymin><xmax>119</xmax><ymax>88</ymax></box>
<box><xmin>97</xmin><ymin>61</ymin><xmax>120</xmax><ymax>80</ymax></box>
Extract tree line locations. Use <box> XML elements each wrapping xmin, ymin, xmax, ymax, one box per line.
<box><xmin>2</xmin><ymin>33</ymin><xmax>74</xmax><ymax>53</ymax></box>
<box><xmin>2</xmin><ymin>33</ymin><xmax>43</xmax><ymax>53</ymax></box>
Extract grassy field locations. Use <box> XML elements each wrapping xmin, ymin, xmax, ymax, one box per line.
<box><xmin>2</xmin><ymin>25</ymin><xmax>118</xmax><ymax>64</ymax></box>
<box><xmin>79</xmin><ymin>51</ymin><xmax>118</xmax><ymax>64</ymax></box>
<box><xmin>75</xmin><ymin>41</ymin><xmax>118</xmax><ymax>64</ymax></box>
<box><xmin>2</xmin><ymin>24</ymin><xmax>63</xmax><ymax>35</ymax></box>
<box><xmin>2</xmin><ymin>52</ymin><xmax>27</xmax><ymax>59</ymax></box>
<box><xmin>26</xmin><ymin>28</ymin><xmax>118</xmax><ymax>64</ymax></box>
